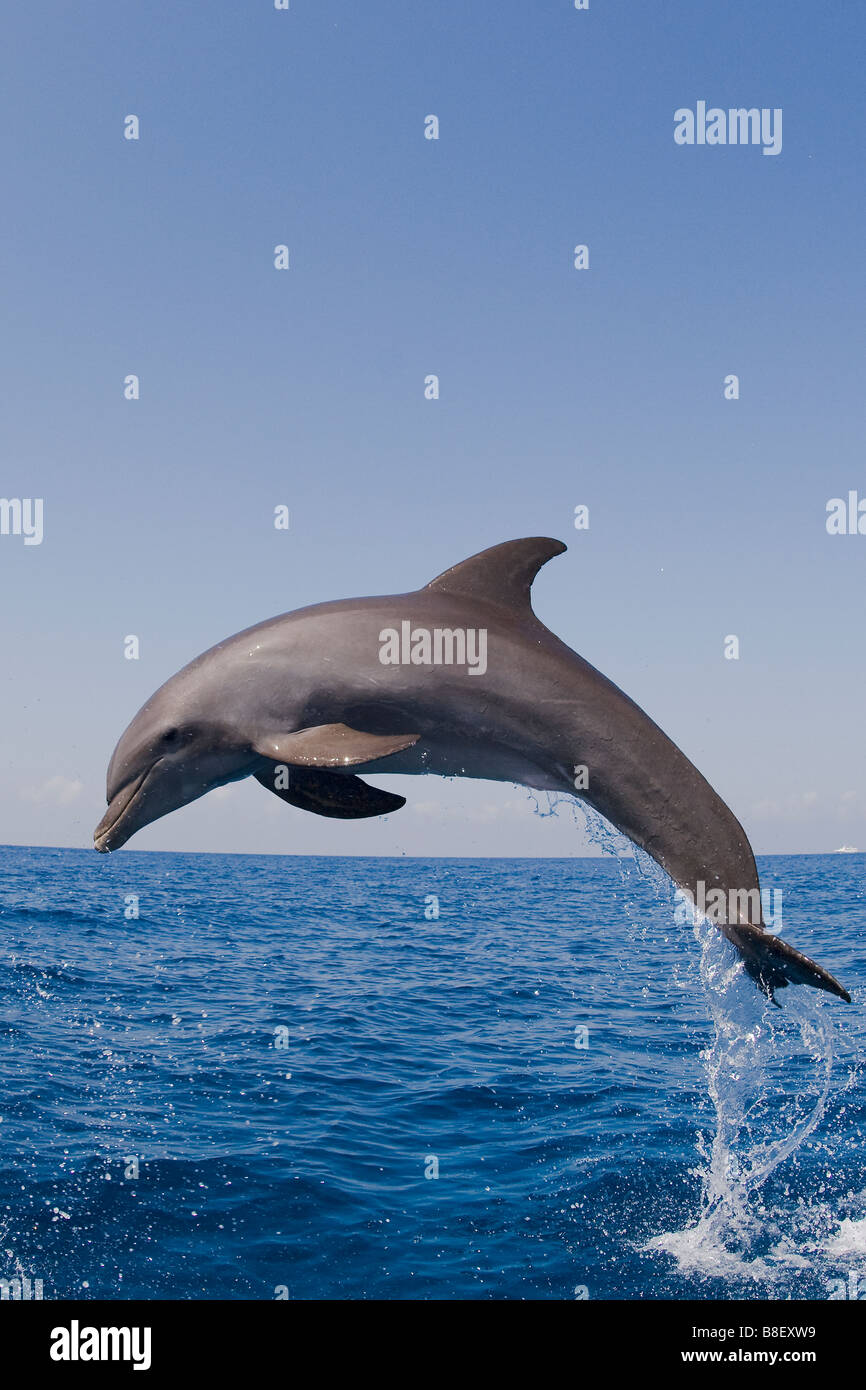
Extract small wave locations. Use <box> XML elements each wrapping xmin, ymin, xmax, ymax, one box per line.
<box><xmin>5</xmin><ymin>958</ymin><xmax>86</xmax><ymax>987</ymax></box>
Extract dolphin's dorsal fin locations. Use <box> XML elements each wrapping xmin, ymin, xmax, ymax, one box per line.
<box><xmin>424</xmin><ymin>537</ymin><xmax>566</xmax><ymax>613</ymax></box>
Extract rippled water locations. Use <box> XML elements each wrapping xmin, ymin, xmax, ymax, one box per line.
<box><xmin>0</xmin><ymin>843</ymin><xmax>863</xmax><ymax>1300</ymax></box>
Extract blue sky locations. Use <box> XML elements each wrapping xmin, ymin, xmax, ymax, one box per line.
<box><xmin>1</xmin><ymin>0</ymin><xmax>864</xmax><ymax>856</ymax></box>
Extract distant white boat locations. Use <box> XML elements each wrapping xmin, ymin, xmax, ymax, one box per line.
<box><xmin>835</xmin><ymin>845</ymin><xmax>859</xmax><ymax>853</ymax></box>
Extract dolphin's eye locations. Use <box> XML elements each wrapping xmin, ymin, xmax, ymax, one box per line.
<box><xmin>162</xmin><ymin>728</ymin><xmax>179</xmax><ymax>744</ymax></box>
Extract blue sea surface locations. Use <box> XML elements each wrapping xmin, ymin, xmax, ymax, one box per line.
<box><xmin>0</xmin><ymin>844</ymin><xmax>864</xmax><ymax>1301</ymax></box>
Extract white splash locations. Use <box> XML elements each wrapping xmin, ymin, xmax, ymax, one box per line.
<box><xmin>647</xmin><ymin>918</ymin><xmax>841</xmax><ymax>1284</ymax></box>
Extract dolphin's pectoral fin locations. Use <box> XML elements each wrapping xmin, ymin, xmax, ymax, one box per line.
<box><xmin>254</xmin><ymin>766</ymin><xmax>406</xmax><ymax>819</ymax></box>
<box><xmin>251</xmin><ymin>723</ymin><xmax>419</xmax><ymax>768</ymax></box>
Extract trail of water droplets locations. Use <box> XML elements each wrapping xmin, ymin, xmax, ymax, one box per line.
<box><xmin>525</xmin><ymin>788</ymin><xmax>863</xmax><ymax>1292</ymax></box>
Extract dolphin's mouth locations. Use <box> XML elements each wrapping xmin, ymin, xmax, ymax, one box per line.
<box><xmin>93</xmin><ymin>762</ymin><xmax>161</xmax><ymax>853</ymax></box>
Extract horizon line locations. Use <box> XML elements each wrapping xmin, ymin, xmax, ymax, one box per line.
<box><xmin>1</xmin><ymin>843</ymin><xmax>862</xmax><ymax>862</ymax></box>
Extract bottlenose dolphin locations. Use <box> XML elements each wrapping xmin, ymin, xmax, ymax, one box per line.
<box><xmin>94</xmin><ymin>537</ymin><xmax>850</xmax><ymax>1003</ymax></box>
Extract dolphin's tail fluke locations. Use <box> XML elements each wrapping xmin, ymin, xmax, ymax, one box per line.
<box><xmin>724</xmin><ymin>922</ymin><xmax>851</xmax><ymax>1004</ymax></box>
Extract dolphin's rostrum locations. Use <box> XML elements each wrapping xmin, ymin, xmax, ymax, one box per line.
<box><xmin>94</xmin><ymin>538</ymin><xmax>850</xmax><ymax>1004</ymax></box>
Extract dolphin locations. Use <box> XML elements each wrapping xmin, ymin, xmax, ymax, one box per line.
<box><xmin>94</xmin><ymin>537</ymin><xmax>850</xmax><ymax>1004</ymax></box>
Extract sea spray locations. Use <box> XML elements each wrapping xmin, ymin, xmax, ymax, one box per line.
<box><xmin>526</xmin><ymin>790</ymin><xmax>859</xmax><ymax>1288</ymax></box>
<box><xmin>647</xmin><ymin>917</ymin><xmax>838</xmax><ymax>1283</ymax></box>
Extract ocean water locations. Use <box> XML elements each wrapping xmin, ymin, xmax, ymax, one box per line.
<box><xmin>0</xmin><ymin>841</ymin><xmax>864</xmax><ymax>1301</ymax></box>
